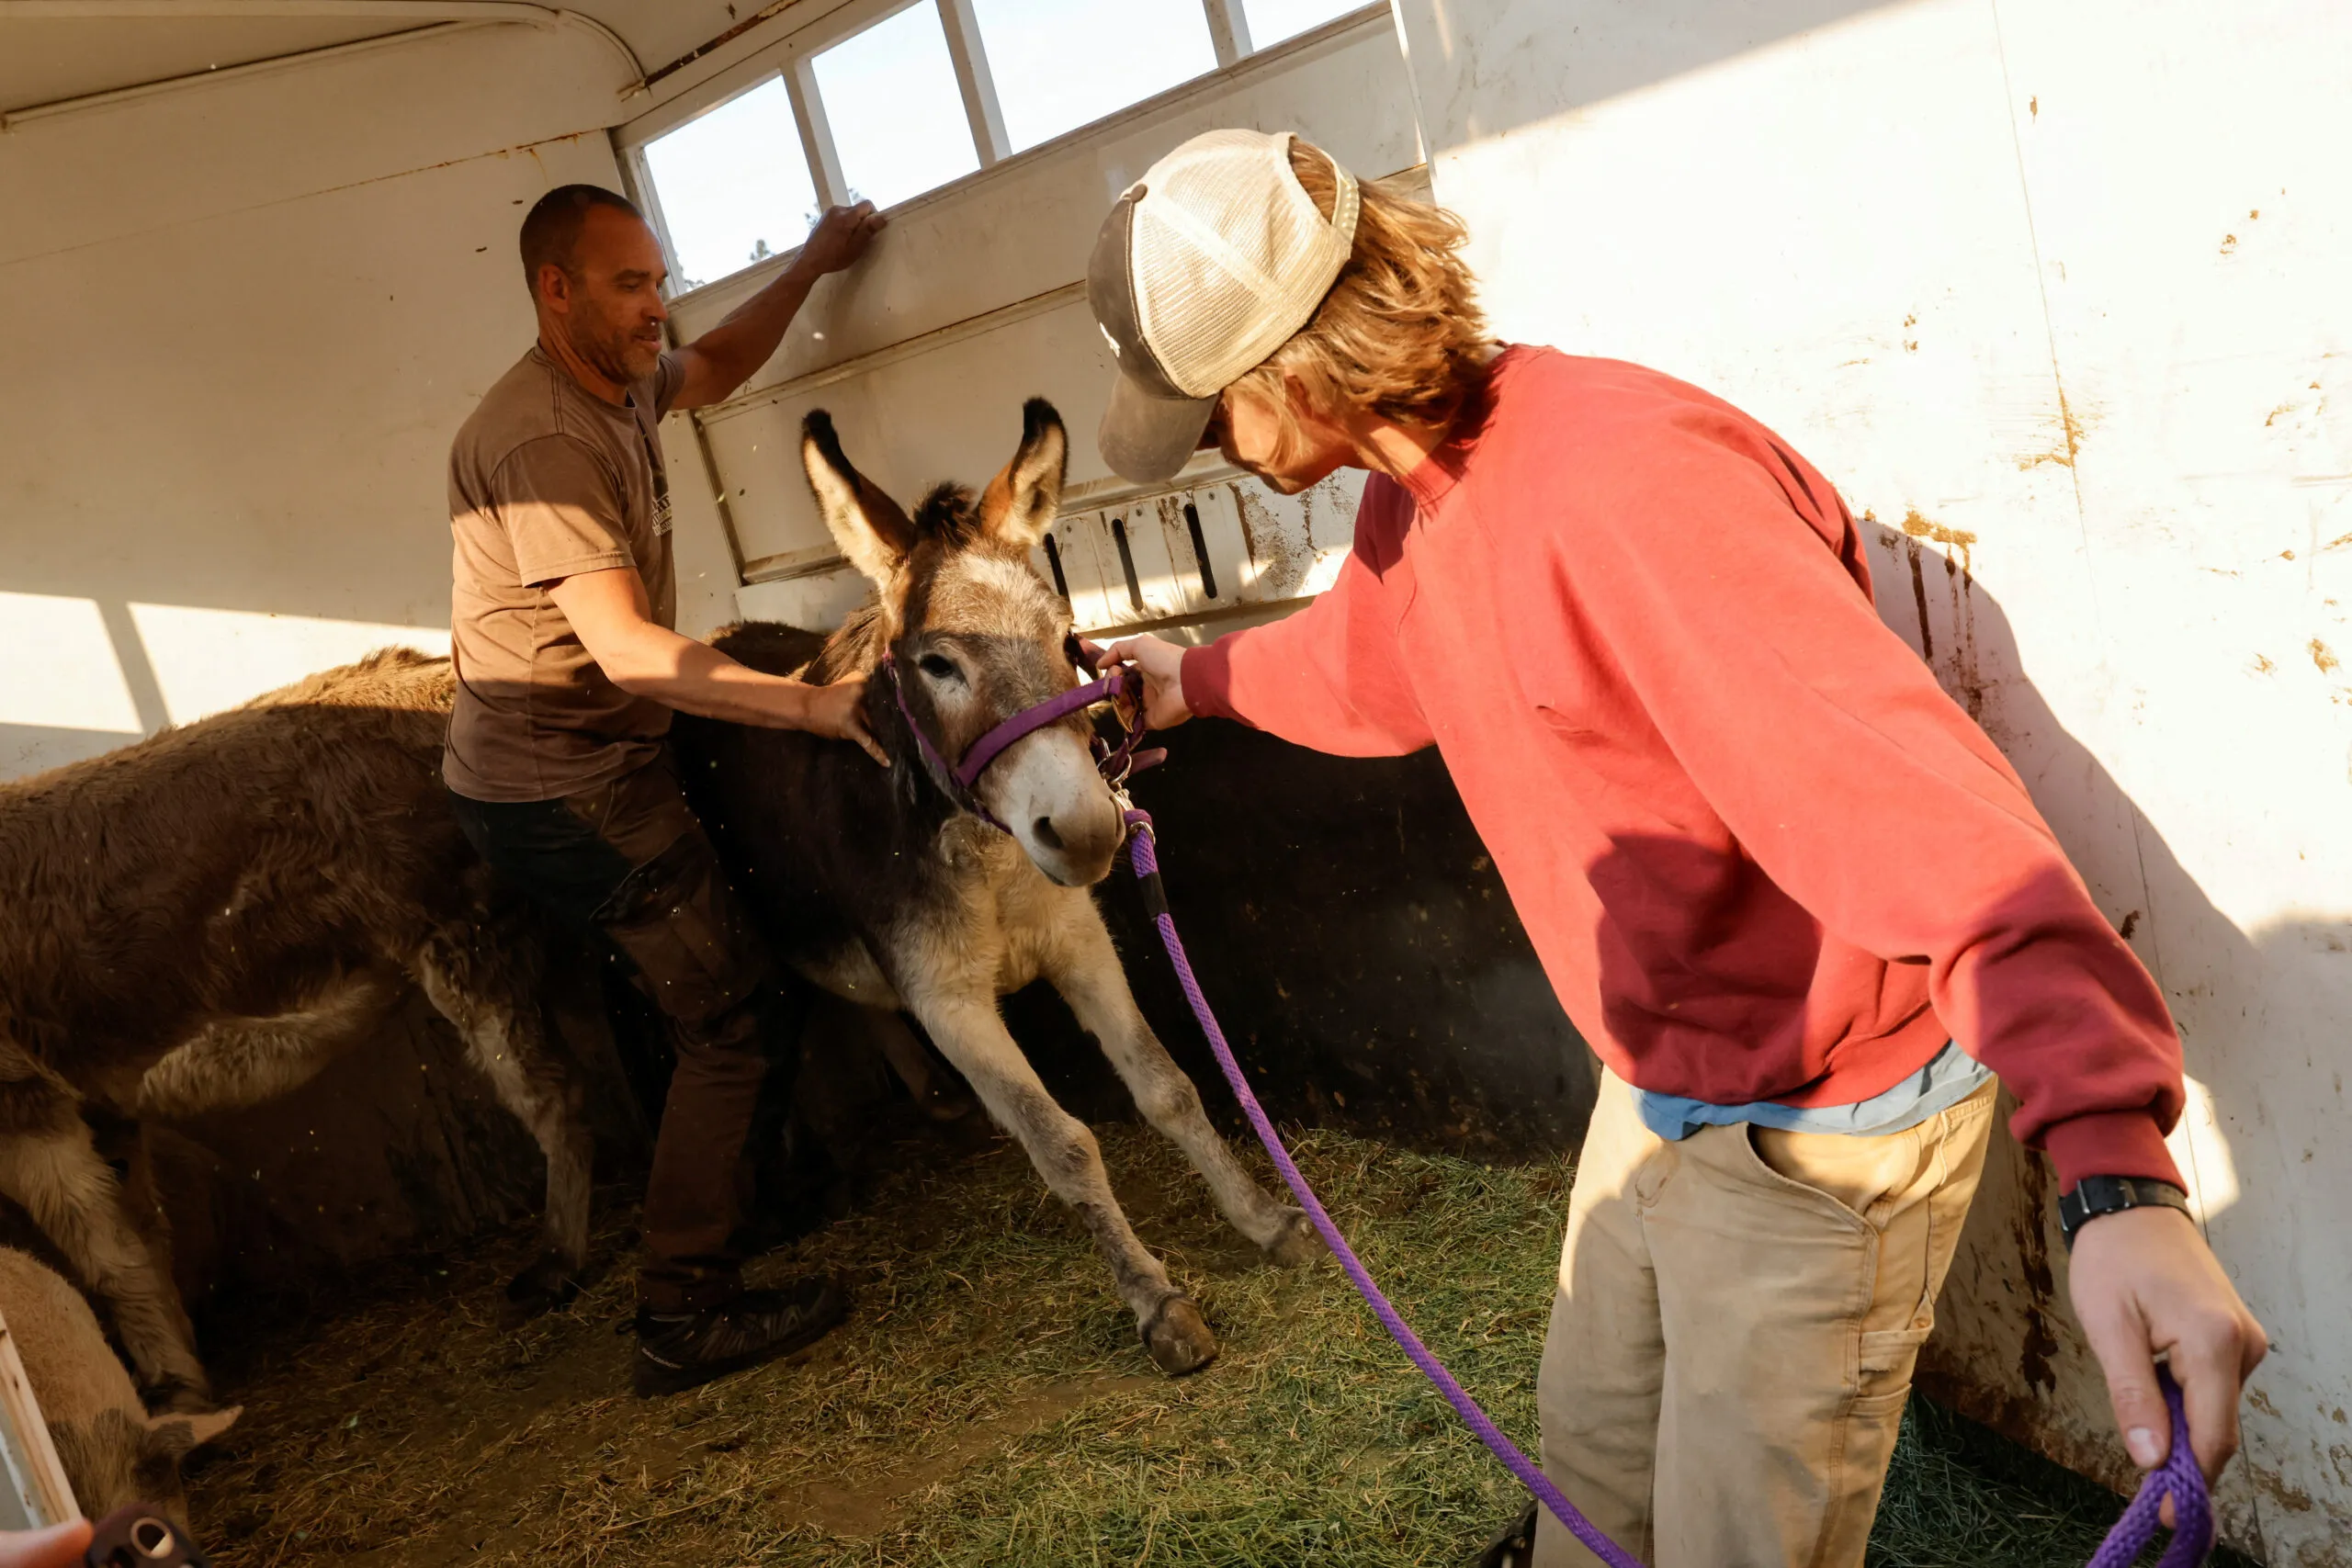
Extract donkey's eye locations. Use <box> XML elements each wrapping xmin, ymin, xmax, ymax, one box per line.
<box><xmin>918</xmin><ymin>653</ymin><xmax>963</xmax><ymax>683</ymax></box>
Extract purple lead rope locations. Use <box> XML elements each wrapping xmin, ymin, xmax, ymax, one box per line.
<box><xmin>1124</xmin><ymin>807</ymin><xmax>1641</xmax><ymax>1568</ymax></box>
<box><xmin>2090</xmin><ymin>1372</ymin><xmax>2212</xmax><ymax>1568</ymax></box>
<box><xmin>1119</xmin><ymin>806</ymin><xmax>2213</xmax><ymax>1568</ymax></box>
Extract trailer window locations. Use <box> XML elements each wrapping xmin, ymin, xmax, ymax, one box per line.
<box><xmin>1242</xmin><ymin>0</ymin><xmax>1370</xmax><ymax>47</ymax></box>
<box><xmin>641</xmin><ymin>78</ymin><xmax>822</xmax><ymax>292</ymax></box>
<box><xmin>970</xmin><ymin>0</ymin><xmax>1219</xmax><ymax>153</ymax></box>
<box><xmin>810</xmin><ymin>3</ymin><xmax>982</xmax><ymax>212</ymax></box>
<box><xmin>628</xmin><ymin>0</ymin><xmax>1394</xmax><ymax>295</ymax></box>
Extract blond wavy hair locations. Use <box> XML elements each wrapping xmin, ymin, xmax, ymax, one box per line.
<box><xmin>1227</xmin><ymin>140</ymin><xmax>1494</xmax><ymax>457</ymax></box>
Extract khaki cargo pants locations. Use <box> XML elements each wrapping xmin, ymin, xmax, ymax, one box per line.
<box><xmin>1533</xmin><ymin>1068</ymin><xmax>1996</xmax><ymax>1568</ymax></box>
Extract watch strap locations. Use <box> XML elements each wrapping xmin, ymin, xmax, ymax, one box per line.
<box><xmin>2058</xmin><ymin>1175</ymin><xmax>2192</xmax><ymax>1251</ymax></box>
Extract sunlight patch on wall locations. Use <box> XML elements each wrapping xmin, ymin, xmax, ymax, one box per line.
<box><xmin>0</xmin><ymin>592</ymin><xmax>143</xmax><ymax>734</ymax></box>
<box><xmin>128</xmin><ymin>603</ymin><xmax>450</xmax><ymax>726</ymax></box>
<box><xmin>2169</xmin><ymin>1074</ymin><xmax>2241</xmax><ymax>1224</ymax></box>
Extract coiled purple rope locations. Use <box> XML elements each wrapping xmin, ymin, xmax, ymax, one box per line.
<box><xmin>1120</xmin><ymin>807</ymin><xmax>2214</xmax><ymax>1568</ymax></box>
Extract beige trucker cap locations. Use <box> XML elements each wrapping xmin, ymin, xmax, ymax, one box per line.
<box><xmin>1088</xmin><ymin>129</ymin><xmax>1361</xmax><ymax>484</ymax></box>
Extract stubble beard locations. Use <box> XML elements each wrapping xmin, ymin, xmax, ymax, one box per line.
<box><xmin>570</xmin><ymin>305</ymin><xmax>662</xmax><ymax>389</ymax></box>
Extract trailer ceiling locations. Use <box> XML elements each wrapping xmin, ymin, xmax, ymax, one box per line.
<box><xmin>0</xmin><ymin>0</ymin><xmax>757</xmax><ymax>117</ymax></box>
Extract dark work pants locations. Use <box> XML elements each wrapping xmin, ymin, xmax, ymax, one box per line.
<box><xmin>448</xmin><ymin>750</ymin><xmax>800</xmax><ymax>1312</ymax></box>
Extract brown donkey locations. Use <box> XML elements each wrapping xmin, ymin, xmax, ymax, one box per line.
<box><xmin>0</xmin><ymin>651</ymin><xmax>593</xmax><ymax>1409</ymax></box>
<box><xmin>673</xmin><ymin>399</ymin><xmax>1320</xmax><ymax>1373</ymax></box>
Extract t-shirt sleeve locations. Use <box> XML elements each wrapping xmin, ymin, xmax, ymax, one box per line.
<box><xmin>488</xmin><ymin>434</ymin><xmax>637</xmax><ymax>587</ymax></box>
<box><xmin>650</xmin><ymin>351</ymin><xmax>687</xmax><ymax>421</ymax></box>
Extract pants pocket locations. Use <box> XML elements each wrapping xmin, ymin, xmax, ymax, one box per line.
<box><xmin>1857</xmin><ymin>1324</ymin><xmax>1931</xmax><ymax>1398</ymax></box>
<box><xmin>1746</xmin><ymin>1120</ymin><xmax>1921</xmax><ymax>1229</ymax></box>
<box><xmin>598</xmin><ymin>831</ymin><xmax>768</xmax><ymax>1033</ymax></box>
<box><xmin>1733</xmin><ymin>1123</ymin><xmax>1877</xmax><ymax>1237</ymax></box>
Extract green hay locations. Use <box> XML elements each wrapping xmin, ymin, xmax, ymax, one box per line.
<box><xmin>194</xmin><ymin>1124</ymin><xmax>2226</xmax><ymax>1567</ymax></box>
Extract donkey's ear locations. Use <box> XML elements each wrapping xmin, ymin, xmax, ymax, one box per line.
<box><xmin>978</xmin><ymin>398</ymin><xmax>1068</xmax><ymax>549</ymax></box>
<box><xmin>802</xmin><ymin>410</ymin><xmax>918</xmax><ymax>583</ymax></box>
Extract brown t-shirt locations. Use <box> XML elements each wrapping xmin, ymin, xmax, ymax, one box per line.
<box><xmin>443</xmin><ymin>345</ymin><xmax>686</xmax><ymax>802</ymax></box>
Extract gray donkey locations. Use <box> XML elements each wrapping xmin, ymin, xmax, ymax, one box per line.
<box><xmin>673</xmin><ymin>399</ymin><xmax>1320</xmax><ymax>1373</ymax></box>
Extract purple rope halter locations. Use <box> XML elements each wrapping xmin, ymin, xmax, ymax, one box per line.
<box><xmin>1116</xmin><ymin>807</ymin><xmax>2217</xmax><ymax>1568</ymax></box>
<box><xmin>876</xmin><ymin>645</ymin><xmax>1147</xmax><ymax>831</ymax></box>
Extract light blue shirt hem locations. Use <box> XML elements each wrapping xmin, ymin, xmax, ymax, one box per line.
<box><xmin>1631</xmin><ymin>1039</ymin><xmax>1993</xmax><ymax>1142</ymax></box>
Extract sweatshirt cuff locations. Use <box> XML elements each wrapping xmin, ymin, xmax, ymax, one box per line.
<box><xmin>2038</xmin><ymin>1110</ymin><xmax>2184</xmax><ymax>1192</ymax></box>
<box><xmin>1181</xmin><ymin>641</ymin><xmax>1242</xmax><ymax>723</ymax></box>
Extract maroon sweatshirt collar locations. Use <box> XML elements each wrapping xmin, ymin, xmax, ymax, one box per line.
<box><xmin>1397</xmin><ymin>344</ymin><xmax>1524</xmax><ymax>509</ymax></box>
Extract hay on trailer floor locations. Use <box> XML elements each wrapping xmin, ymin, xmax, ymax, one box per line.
<box><xmin>188</xmin><ymin>1122</ymin><xmax>2224</xmax><ymax>1567</ymax></box>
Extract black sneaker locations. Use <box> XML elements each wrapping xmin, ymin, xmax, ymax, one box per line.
<box><xmin>632</xmin><ymin>1275</ymin><xmax>847</xmax><ymax>1398</ymax></box>
<box><xmin>1476</xmin><ymin>1500</ymin><xmax>1539</xmax><ymax>1568</ymax></box>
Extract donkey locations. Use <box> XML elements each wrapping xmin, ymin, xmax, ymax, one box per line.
<box><xmin>673</xmin><ymin>400</ymin><xmax>1321</xmax><ymax>1374</ymax></box>
<box><xmin>0</xmin><ymin>649</ymin><xmax>592</xmax><ymax>1408</ymax></box>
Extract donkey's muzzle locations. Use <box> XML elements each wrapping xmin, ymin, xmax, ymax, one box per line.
<box><xmin>1023</xmin><ymin>788</ymin><xmax>1124</xmax><ymax>886</ymax></box>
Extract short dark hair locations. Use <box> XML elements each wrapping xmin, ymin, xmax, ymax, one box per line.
<box><xmin>519</xmin><ymin>184</ymin><xmax>643</xmax><ymax>295</ymax></box>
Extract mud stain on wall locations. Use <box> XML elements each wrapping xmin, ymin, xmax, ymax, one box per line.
<box><xmin>1896</xmin><ymin>511</ymin><xmax>1987</xmax><ymax>721</ymax></box>
<box><xmin>1227</xmin><ymin>481</ymin><xmax>1313</xmax><ymax>600</ymax></box>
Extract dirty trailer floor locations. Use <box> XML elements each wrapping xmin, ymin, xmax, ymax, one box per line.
<box><xmin>192</xmin><ymin>1124</ymin><xmax>2210</xmax><ymax>1567</ymax></box>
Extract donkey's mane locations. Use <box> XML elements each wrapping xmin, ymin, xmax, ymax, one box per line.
<box><xmin>812</xmin><ymin>602</ymin><xmax>888</xmax><ymax>682</ymax></box>
<box><xmin>912</xmin><ymin>482</ymin><xmax>980</xmax><ymax>545</ymax></box>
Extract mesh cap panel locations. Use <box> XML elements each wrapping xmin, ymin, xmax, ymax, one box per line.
<box><xmin>1128</xmin><ymin>130</ymin><xmax>1359</xmax><ymax>399</ymax></box>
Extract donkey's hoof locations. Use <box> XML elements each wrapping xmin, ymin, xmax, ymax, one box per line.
<box><xmin>1261</xmin><ymin>1208</ymin><xmax>1327</xmax><ymax>1268</ymax></box>
<box><xmin>502</xmin><ymin>1251</ymin><xmax>585</xmax><ymax>1324</ymax></box>
<box><xmin>141</xmin><ymin>1375</ymin><xmax>216</xmax><ymax>1416</ymax></box>
<box><xmin>1140</xmin><ymin>1293</ymin><xmax>1218</xmax><ymax>1376</ymax></box>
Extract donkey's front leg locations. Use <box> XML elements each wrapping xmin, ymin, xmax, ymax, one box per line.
<box><xmin>1043</xmin><ymin>902</ymin><xmax>1324</xmax><ymax>1267</ymax></box>
<box><xmin>902</xmin><ymin>987</ymin><xmax>1216</xmax><ymax>1375</ymax></box>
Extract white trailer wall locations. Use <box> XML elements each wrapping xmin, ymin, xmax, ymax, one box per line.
<box><xmin>0</xmin><ymin>19</ymin><xmax>743</xmax><ymax>779</ymax></box>
<box><xmin>1387</xmin><ymin>0</ymin><xmax>2350</xmax><ymax>1558</ymax></box>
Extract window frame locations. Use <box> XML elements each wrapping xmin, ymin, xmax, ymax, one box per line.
<box><xmin>616</xmin><ymin>0</ymin><xmax>1385</xmax><ymax>305</ymax></box>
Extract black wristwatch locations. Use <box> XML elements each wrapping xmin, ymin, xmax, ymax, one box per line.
<box><xmin>2057</xmin><ymin>1175</ymin><xmax>2193</xmax><ymax>1252</ymax></box>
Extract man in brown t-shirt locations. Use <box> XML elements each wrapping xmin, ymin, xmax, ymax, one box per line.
<box><xmin>445</xmin><ymin>183</ymin><xmax>885</xmax><ymax>1397</ymax></box>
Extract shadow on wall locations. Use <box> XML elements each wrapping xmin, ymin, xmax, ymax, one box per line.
<box><xmin>1001</xmin><ymin>724</ymin><xmax>1600</xmax><ymax>1162</ymax></box>
<box><xmin>1858</xmin><ymin>518</ymin><xmax>2344</xmax><ymax>1552</ymax></box>
<box><xmin>0</xmin><ymin>594</ymin><xmax>169</xmax><ymax>779</ymax></box>
<box><xmin>0</xmin><ymin>590</ymin><xmax>458</xmax><ymax>781</ymax></box>
<box><xmin>1395</xmin><ymin>0</ymin><xmax>1916</xmax><ymax>151</ymax></box>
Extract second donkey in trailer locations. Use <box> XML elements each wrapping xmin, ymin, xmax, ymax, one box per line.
<box><xmin>673</xmin><ymin>399</ymin><xmax>1320</xmax><ymax>1374</ymax></box>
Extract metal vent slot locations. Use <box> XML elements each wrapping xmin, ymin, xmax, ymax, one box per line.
<box><xmin>1182</xmin><ymin>502</ymin><xmax>1218</xmax><ymax>599</ymax></box>
<box><xmin>1042</xmin><ymin>533</ymin><xmax>1070</xmax><ymax>602</ymax></box>
<box><xmin>1110</xmin><ymin>516</ymin><xmax>1145</xmax><ymax>614</ymax></box>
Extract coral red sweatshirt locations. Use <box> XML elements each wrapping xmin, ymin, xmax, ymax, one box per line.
<box><xmin>1183</xmin><ymin>347</ymin><xmax>2183</xmax><ymax>1189</ymax></box>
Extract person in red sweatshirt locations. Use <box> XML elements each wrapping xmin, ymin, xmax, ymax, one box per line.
<box><xmin>1091</xmin><ymin>129</ymin><xmax>2265</xmax><ymax>1567</ymax></box>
